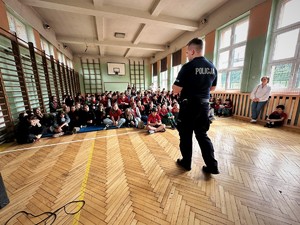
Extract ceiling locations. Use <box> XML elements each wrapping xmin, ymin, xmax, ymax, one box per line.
<box><xmin>22</xmin><ymin>0</ymin><xmax>228</xmax><ymax>58</ymax></box>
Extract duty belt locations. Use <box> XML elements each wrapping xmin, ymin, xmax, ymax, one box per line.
<box><xmin>182</xmin><ymin>98</ymin><xmax>209</xmax><ymax>103</ymax></box>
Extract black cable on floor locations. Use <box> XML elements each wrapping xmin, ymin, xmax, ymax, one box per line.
<box><xmin>4</xmin><ymin>200</ymin><xmax>85</xmax><ymax>225</ymax></box>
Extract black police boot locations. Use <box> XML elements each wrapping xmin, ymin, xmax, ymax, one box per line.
<box><xmin>176</xmin><ymin>159</ymin><xmax>191</xmax><ymax>171</ymax></box>
<box><xmin>202</xmin><ymin>165</ymin><xmax>220</xmax><ymax>174</ymax></box>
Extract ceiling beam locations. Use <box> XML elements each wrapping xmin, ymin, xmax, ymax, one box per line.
<box><xmin>57</xmin><ymin>36</ymin><xmax>166</xmax><ymax>51</ymax></box>
<box><xmin>133</xmin><ymin>24</ymin><xmax>149</xmax><ymax>45</ymax></box>
<box><xmin>150</xmin><ymin>0</ymin><xmax>171</xmax><ymax>17</ymax></box>
<box><xmin>125</xmin><ymin>0</ymin><xmax>170</xmax><ymax>58</ymax></box>
<box><xmin>93</xmin><ymin>0</ymin><xmax>104</xmax><ymax>56</ymax></box>
<box><xmin>124</xmin><ymin>48</ymin><xmax>131</xmax><ymax>58</ymax></box>
<box><xmin>93</xmin><ymin>0</ymin><xmax>104</xmax><ymax>7</ymax></box>
<box><xmin>125</xmin><ymin>24</ymin><xmax>150</xmax><ymax>57</ymax></box>
<box><xmin>95</xmin><ymin>16</ymin><xmax>104</xmax><ymax>55</ymax></box>
<box><xmin>22</xmin><ymin>0</ymin><xmax>198</xmax><ymax>31</ymax></box>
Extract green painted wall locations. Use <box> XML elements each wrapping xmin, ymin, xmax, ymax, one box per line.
<box><xmin>240</xmin><ymin>36</ymin><xmax>268</xmax><ymax>93</ymax></box>
<box><xmin>241</xmin><ymin>0</ymin><xmax>277</xmax><ymax>93</ymax></box>
<box><xmin>204</xmin><ymin>52</ymin><xmax>214</xmax><ymax>62</ymax></box>
<box><xmin>73</xmin><ymin>56</ymin><xmax>151</xmax><ymax>94</ymax></box>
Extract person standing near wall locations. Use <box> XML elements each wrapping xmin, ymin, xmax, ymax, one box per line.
<box><xmin>250</xmin><ymin>76</ymin><xmax>271</xmax><ymax>123</ymax></box>
<box><xmin>172</xmin><ymin>38</ymin><xmax>219</xmax><ymax>174</ymax></box>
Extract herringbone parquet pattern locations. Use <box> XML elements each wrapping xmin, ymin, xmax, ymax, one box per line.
<box><xmin>0</xmin><ymin>118</ymin><xmax>300</xmax><ymax>224</ymax></box>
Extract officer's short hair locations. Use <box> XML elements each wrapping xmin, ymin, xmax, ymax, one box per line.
<box><xmin>187</xmin><ymin>38</ymin><xmax>203</xmax><ymax>52</ymax></box>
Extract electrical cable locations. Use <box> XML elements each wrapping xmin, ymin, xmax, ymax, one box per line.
<box><xmin>4</xmin><ymin>200</ymin><xmax>85</xmax><ymax>225</ymax></box>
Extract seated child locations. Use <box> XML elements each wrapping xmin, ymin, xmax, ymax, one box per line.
<box><xmin>171</xmin><ymin>102</ymin><xmax>180</xmax><ymax>121</ymax></box>
<box><xmin>208</xmin><ymin>97</ymin><xmax>216</xmax><ymax>122</ymax></box>
<box><xmin>159</xmin><ymin>104</ymin><xmax>169</xmax><ymax>124</ymax></box>
<box><xmin>95</xmin><ymin>103</ymin><xmax>106</xmax><ymax>125</ymax></box>
<box><xmin>137</xmin><ymin>100</ymin><xmax>148</xmax><ymax>122</ymax></box>
<box><xmin>80</xmin><ymin>104</ymin><xmax>96</xmax><ymax>127</ymax></box>
<box><xmin>146</xmin><ymin>108</ymin><xmax>166</xmax><ymax>134</ymax></box>
<box><xmin>264</xmin><ymin>105</ymin><xmax>287</xmax><ymax>128</ymax></box>
<box><xmin>52</xmin><ymin>111</ymin><xmax>71</xmax><ymax>137</ymax></box>
<box><xmin>15</xmin><ymin>113</ymin><xmax>43</xmax><ymax>144</ymax></box>
<box><xmin>221</xmin><ymin>98</ymin><xmax>233</xmax><ymax>117</ymax></box>
<box><xmin>166</xmin><ymin>107</ymin><xmax>177</xmax><ymax>129</ymax></box>
<box><xmin>103</xmin><ymin>103</ymin><xmax>126</xmax><ymax>129</ymax></box>
<box><xmin>124</xmin><ymin>108</ymin><xmax>137</xmax><ymax>128</ymax></box>
<box><xmin>214</xmin><ymin>98</ymin><xmax>222</xmax><ymax>116</ymax></box>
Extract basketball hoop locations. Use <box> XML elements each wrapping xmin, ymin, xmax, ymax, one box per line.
<box><xmin>113</xmin><ymin>67</ymin><xmax>120</xmax><ymax>75</ymax></box>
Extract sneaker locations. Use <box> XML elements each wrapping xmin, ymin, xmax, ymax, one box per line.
<box><xmin>176</xmin><ymin>159</ymin><xmax>191</xmax><ymax>171</ymax></box>
<box><xmin>148</xmin><ymin>130</ymin><xmax>155</xmax><ymax>134</ymax></box>
<box><xmin>103</xmin><ymin>124</ymin><xmax>109</xmax><ymax>130</ymax></box>
<box><xmin>53</xmin><ymin>132</ymin><xmax>64</xmax><ymax>138</ymax></box>
<box><xmin>264</xmin><ymin>123</ymin><xmax>269</xmax><ymax>127</ymax></box>
<box><xmin>250</xmin><ymin>119</ymin><xmax>257</xmax><ymax>123</ymax></box>
<box><xmin>202</xmin><ymin>165</ymin><xmax>220</xmax><ymax>174</ymax></box>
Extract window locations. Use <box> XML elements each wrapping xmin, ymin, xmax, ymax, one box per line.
<box><xmin>57</xmin><ymin>52</ymin><xmax>65</xmax><ymax>64</ymax></box>
<box><xmin>40</xmin><ymin>37</ymin><xmax>54</xmax><ymax>57</ymax></box>
<box><xmin>216</xmin><ymin>17</ymin><xmax>249</xmax><ymax>90</ymax></box>
<box><xmin>7</xmin><ymin>12</ymin><xmax>29</xmax><ymax>43</ymax></box>
<box><xmin>152</xmin><ymin>63</ymin><xmax>158</xmax><ymax>90</ymax></box>
<box><xmin>160</xmin><ymin>70</ymin><xmax>168</xmax><ymax>90</ymax></box>
<box><xmin>41</xmin><ymin>37</ymin><xmax>51</xmax><ymax>57</ymax></box>
<box><xmin>153</xmin><ymin>76</ymin><xmax>158</xmax><ymax>91</ymax></box>
<box><xmin>171</xmin><ymin>65</ymin><xmax>182</xmax><ymax>89</ymax></box>
<box><xmin>268</xmin><ymin>0</ymin><xmax>300</xmax><ymax>92</ymax></box>
<box><xmin>67</xmin><ymin>59</ymin><xmax>73</xmax><ymax>69</ymax></box>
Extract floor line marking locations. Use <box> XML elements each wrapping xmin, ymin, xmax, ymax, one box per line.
<box><xmin>72</xmin><ymin>136</ymin><xmax>95</xmax><ymax>225</ymax></box>
<box><xmin>0</xmin><ymin>130</ymin><xmax>144</xmax><ymax>155</ymax></box>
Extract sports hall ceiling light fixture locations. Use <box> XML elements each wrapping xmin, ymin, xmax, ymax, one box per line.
<box><xmin>114</xmin><ymin>32</ymin><xmax>125</xmax><ymax>38</ymax></box>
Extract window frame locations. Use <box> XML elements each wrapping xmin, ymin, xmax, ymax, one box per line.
<box><xmin>160</xmin><ymin>70</ymin><xmax>168</xmax><ymax>90</ymax></box>
<box><xmin>170</xmin><ymin>64</ymin><xmax>182</xmax><ymax>90</ymax></box>
<box><xmin>7</xmin><ymin>12</ymin><xmax>29</xmax><ymax>44</ymax></box>
<box><xmin>216</xmin><ymin>16</ymin><xmax>249</xmax><ymax>91</ymax></box>
<box><xmin>267</xmin><ymin>0</ymin><xmax>300</xmax><ymax>92</ymax></box>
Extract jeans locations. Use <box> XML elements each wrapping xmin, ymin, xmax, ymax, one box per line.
<box><xmin>251</xmin><ymin>101</ymin><xmax>267</xmax><ymax>120</ymax></box>
<box><xmin>103</xmin><ymin>118</ymin><xmax>126</xmax><ymax>128</ymax></box>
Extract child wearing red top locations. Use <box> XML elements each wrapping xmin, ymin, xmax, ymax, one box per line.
<box><xmin>171</xmin><ymin>102</ymin><xmax>180</xmax><ymax>121</ymax></box>
<box><xmin>103</xmin><ymin>103</ymin><xmax>125</xmax><ymax>129</ymax></box>
<box><xmin>147</xmin><ymin>108</ymin><xmax>166</xmax><ymax>134</ymax></box>
<box><xmin>264</xmin><ymin>105</ymin><xmax>287</xmax><ymax>128</ymax></box>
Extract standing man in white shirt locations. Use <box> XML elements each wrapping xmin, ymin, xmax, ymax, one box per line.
<box><xmin>250</xmin><ymin>76</ymin><xmax>271</xmax><ymax>123</ymax></box>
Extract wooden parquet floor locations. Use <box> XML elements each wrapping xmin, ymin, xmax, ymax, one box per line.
<box><xmin>0</xmin><ymin>118</ymin><xmax>300</xmax><ymax>225</ymax></box>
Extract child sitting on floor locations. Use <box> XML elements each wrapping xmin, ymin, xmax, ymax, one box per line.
<box><xmin>221</xmin><ymin>98</ymin><xmax>233</xmax><ymax>117</ymax></box>
<box><xmin>264</xmin><ymin>105</ymin><xmax>287</xmax><ymax>128</ymax></box>
<box><xmin>124</xmin><ymin>108</ymin><xmax>137</xmax><ymax>128</ymax></box>
<box><xmin>146</xmin><ymin>108</ymin><xmax>166</xmax><ymax>134</ymax></box>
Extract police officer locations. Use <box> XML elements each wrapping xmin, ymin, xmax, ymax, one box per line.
<box><xmin>172</xmin><ymin>38</ymin><xmax>219</xmax><ymax>174</ymax></box>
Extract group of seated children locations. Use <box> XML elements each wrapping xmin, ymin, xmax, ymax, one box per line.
<box><xmin>208</xmin><ymin>96</ymin><xmax>287</xmax><ymax>128</ymax></box>
<box><xmin>208</xmin><ymin>97</ymin><xmax>233</xmax><ymax>122</ymax></box>
<box><xmin>15</xmin><ymin>89</ymin><xmax>181</xmax><ymax>143</ymax></box>
<box><xmin>15</xmin><ymin>90</ymin><xmax>288</xmax><ymax>144</ymax></box>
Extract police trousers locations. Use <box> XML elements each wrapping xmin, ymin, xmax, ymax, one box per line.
<box><xmin>177</xmin><ymin>101</ymin><xmax>218</xmax><ymax>168</ymax></box>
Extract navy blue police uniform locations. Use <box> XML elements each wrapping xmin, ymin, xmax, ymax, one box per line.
<box><xmin>174</xmin><ymin>56</ymin><xmax>218</xmax><ymax>172</ymax></box>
